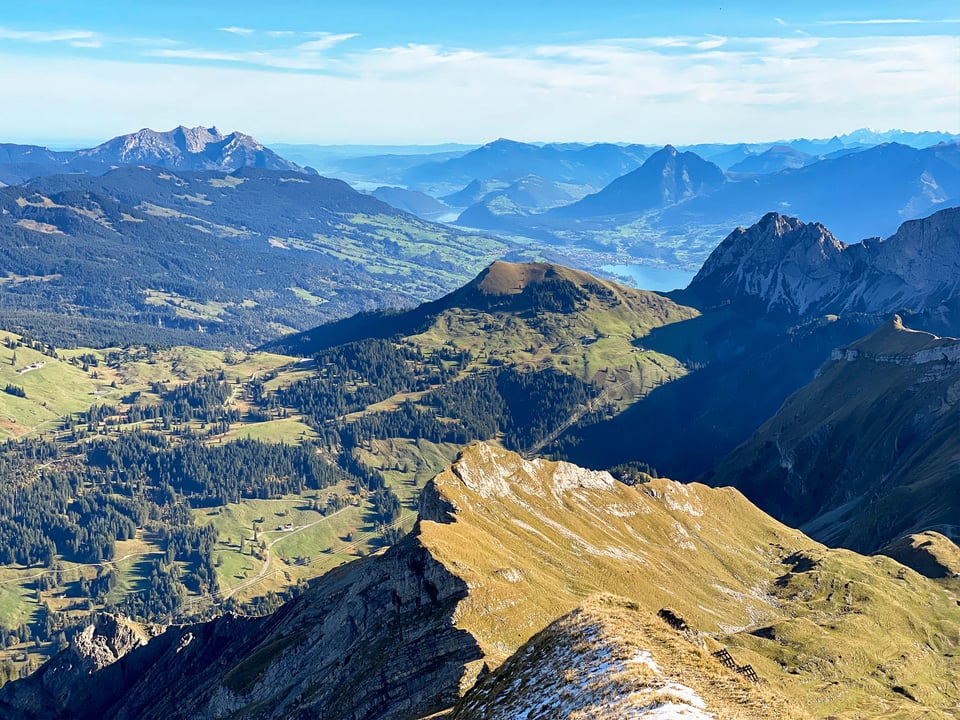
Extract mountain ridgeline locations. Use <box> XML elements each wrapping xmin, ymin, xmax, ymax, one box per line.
<box><xmin>564</xmin><ymin>206</ymin><xmax>960</xmax><ymax>502</ymax></box>
<box><xmin>2</xmin><ymin>445</ymin><xmax>956</xmax><ymax>719</ymax></box>
<box><xmin>0</xmin><ymin>126</ymin><xmax>304</xmax><ymax>186</ymax></box>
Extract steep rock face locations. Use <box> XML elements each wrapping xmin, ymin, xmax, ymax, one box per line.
<box><xmin>686</xmin><ymin>206</ymin><xmax>960</xmax><ymax>316</ymax></box>
<box><xmin>709</xmin><ymin>317</ymin><xmax>960</xmax><ymax>552</ymax></box>
<box><xmin>0</xmin><ymin>539</ymin><xmax>480</xmax><ymax>720</ymax></box>
<box><xmin>3</xmin><ymin>444</ymin><xmax>959</xmax><ymax>719</ymax></box>
<box><xmin>76</xmin><ymin>126</ymin><xmax>303</xmax><ymax>173</ymax></box>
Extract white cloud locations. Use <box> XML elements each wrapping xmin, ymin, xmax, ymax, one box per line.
<box><xmin>774</xmin><ymin>18</ymin><xmax>788</xmax><ymax>27</ymax></box>
<box><xmin>817</xmin><ymin>18</ymin><xmax>923</xmax><ymax>25</ymax></box>
<box><xmin>295</xmin><ymin>33</ymin><xmax>358</xmax><ymax>52</ymax></box>
<box><xmin>1</xmin><ymin>31</ymin><xmax>957</xmax><ymax>145</ymax></box>
<box><xmin>0</xmin><ymin>26</ymin><xmax>98</xmax><ymax>43</ymax></box>
<box><xmin>219</xmin><ymin>26</ymin><xmax>255</xmax><ymax>35</ymax></box>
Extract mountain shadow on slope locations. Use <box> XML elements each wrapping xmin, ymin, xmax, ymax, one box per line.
<box><xmin>562</xmin><ymin>207</ymin><xmax>960</xmax><ymax>483</ymax></box>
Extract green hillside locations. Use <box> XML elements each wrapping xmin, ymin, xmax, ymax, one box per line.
<box><xmin>0</xmin><ymin>167</ymin><xmax>507</xmax><ymax>347</ymax></box>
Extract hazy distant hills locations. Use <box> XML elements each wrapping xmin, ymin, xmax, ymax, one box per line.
<box><xmin>4</xmin><ymin>444</ymin><xmax>957</xmax><ymax>719</ymax></box>
<box><xmin>0</xmin><ymin>126</ymin><xmax>304</xmax><ymax>185</ymax></box>
<box><xmin>449</xmin><ymin>140</ymin><xmax>960</xmax><ymax>270</ymax></box>
<box><xmin>549</xmin><ymin>145</ymin><xmax>726</xmax><ymax>218</ymax></box>
<box><xmin>402</xmin><ymin>138</ymin><xmax>653</xmax><ymax>193</ymax></box>
<box><xmin>370</xmin><ymin>185</ymin><xmax>452</xmax><ymax>220</ymax></box>
<box><xmin>660</xmin><ymin>141</ymin><xmax>960</xmax><ymax>245</ymax></box>
<box><xmin>709</xmin><ymin>315</ymin><xmax>960</xmax><ymax>554</ymax></box>
<box><xmin>0</xmin><ymin>166</ymin><xmax>505</xmax><ymax>346</ymax></box>
<box><xmin>727</xmin><ymin>144</ymin><xmax>816</xmax><ymax>174</ymax></box>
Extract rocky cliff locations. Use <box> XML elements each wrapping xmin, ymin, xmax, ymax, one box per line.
<box><xmin>686</xmin><ymin>206</ymin><xmax>960</xmax><ymax>317</ymax></box>
<box><xmin>75</xmin><ymin>126</ymin><xmax>304</xmax><ymax>173</ymax></box>
<box><xmin>2</xmin><ymin>444</ymin><xmax>958</xmax><ymax>719</ymax></box>
<box><xmin>710</xmin><ymin>316</ymin><xmax>960</xmax><ymax>553</ymax></box>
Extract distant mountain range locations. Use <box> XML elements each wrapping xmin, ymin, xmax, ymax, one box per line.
<box><xmin>453</xmin><ymin>140</ymin><xmax>960</xmax><ymax>268</ymax></box>
<box><xmin>0</xmin><ymin>126</ymin><xmax>304</xmax><ymax>186</ymax></box>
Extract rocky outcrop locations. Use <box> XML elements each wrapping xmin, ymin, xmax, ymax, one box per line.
<box><xmin>686</xmin><ymin>206</ymin><xmax>960</xmax><ymax>317</ymax></box>
<box><xmin>877</xmin><ymin>532</ymin><xmax>960</xmax><ymax>579</ymax></box>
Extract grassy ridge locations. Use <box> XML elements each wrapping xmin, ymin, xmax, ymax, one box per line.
<box><xmin>420</xmin><ymin>443</ymin><xmax>960</xmax><ymax>719</ymax></box>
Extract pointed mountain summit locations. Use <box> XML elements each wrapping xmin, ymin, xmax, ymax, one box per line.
<box><xmin>684</xmin><ymin>206</ymin><xmax>960</xmax><ymax>316</ymax></box>
<box><xmin>552</xmin><ymin>145</ymin><xmax>725</xmax><ymax>217</ymax></box>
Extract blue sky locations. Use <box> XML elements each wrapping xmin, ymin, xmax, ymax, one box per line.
<box><xmin>1</xmin><ymin>1</ymin><xmax>957</xmax><ymax>145</ymax></box>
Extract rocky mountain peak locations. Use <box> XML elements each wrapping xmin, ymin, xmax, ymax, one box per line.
<box><xmin>76</xmin><ymin>126</ymin><xmax>302</xmax><ymax>173</ymax></box>
<box><xmin>685</xmin><ymin>207</ymin><xmax>960</xmax><ymax>316</ymax></box>
<box><xmin>172</xmin><ymin>125</ymin><xmax>224</xmax><ymax>153</ymax></box>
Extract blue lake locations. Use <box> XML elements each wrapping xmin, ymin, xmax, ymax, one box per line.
<box><xmin>600</xmin><ymin>264</ymin><xmax>697</xmax><ymax>292</ymax></box>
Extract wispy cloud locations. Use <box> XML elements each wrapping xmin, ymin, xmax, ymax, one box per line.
<box><xmin>695</xmin><ymin>35</ymin><xmax>727</xmax><ymax>50</ymax></box>
<box><xmin>817</xmin><ymin>18</ymin><xmax>924</xmax><ymax>25</ymax></box>
<box><xmin>774</xmin><ymin>18</ymin><xmax>788</xmax><ymax>27</ymax></box>
<box><xmin>296</xmin><ymin>33</ymin><xmax>358</xmax><ymax>52</ymax></box>
<box><xmin>219</xmin><ymin>26</ymin><xmax>255</xmax><ymax>36</ymax></box>
<box><xmin>0</xmin><ymin>26</ymin><xmax>99</xmax><ymax>43</ymax></box>
<box><xmin>146</xmin><ymin>30</ymin><xmax>359</xmax><ymax>70</ymax></box>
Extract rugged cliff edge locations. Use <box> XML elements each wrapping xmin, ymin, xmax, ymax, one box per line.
<box><xmin>710</xmin><ymin>316</ymin><xmax>960</xmax><ymax>552</ymax></box>
<box><xmin>2</xmin><ymin>444</ymin><xmax>958</xmax><ymax>719</ymax></box>
<box><xmin>685</xmin><ymin>206</ymin><xmax>960</xmax><ymax>319</ymax></box>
